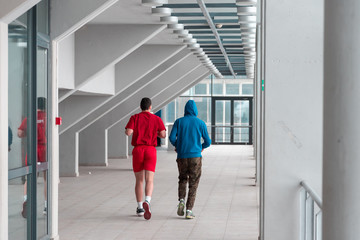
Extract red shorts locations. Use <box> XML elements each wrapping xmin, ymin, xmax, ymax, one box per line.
<box><xmin>25</xmin><ymin>145</ymin><xmax>46</xmax><ymax>165</ymax></box>
<box><xmin>132</xmin><ymin>145</ymin><xmax>157</xmax><ymax>172</ymax></box>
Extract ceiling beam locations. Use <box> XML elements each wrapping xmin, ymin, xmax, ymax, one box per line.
<box><xmin>196</xmin><ymin>0</ymin><xmax>236</xmax><ymax>77</ymax></box>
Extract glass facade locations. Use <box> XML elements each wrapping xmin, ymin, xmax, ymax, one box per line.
<box><xmin>8</xmin><ymin>1</ymin><xmax>50</xmax><ymax>239</ymax></box>
<box><xmin>165</xmin><ymin>77</ymin><xmax>253</xmax><ymax>145</ymax></box>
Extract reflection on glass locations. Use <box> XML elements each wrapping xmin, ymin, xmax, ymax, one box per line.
<box><xmin>234</xmin><ymin>128</ymin><xmax>249</xmax><ymax>143</ymax></box>
<box><xmin>8</xmin><ymin>14</ymin><xmax>28</xmax><ymax>170</ymax></box>
<box><xmin>37</xmin><ymin>169</ymin><xmax>48</xmax><ymax>238</ymax></box>
<box><xmin>215</xmin><ymin>127</ymin><xmax>231</xmax><ymax>143</ymax></box>
<box><xmin>234</xmin><ymin>100</ymin><xmax>249</xmax><ymax>126</ymax></box>
<box><xmin>8</xmin><ymin>11</ymin><xmax>29</xmax><ymax>240</ymax></box>
<box><xmin>215</xmin><ymin>100</ymin><xmax>230</xmax><ymax>125</ymax></box>
<box><xmin>37</xmin><ymin>46</ymin><xmax>48</xmax><ymax>238</ymax></box>
<box><xmin>8</xmin><ymin>177</ymin><xmax>27</xmax><ymax>240</ymax></box>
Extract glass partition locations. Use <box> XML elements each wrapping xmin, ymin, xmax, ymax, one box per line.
<box><xmin>8</xmin><ymin>1</ymin><xmax>50</xmax><ymax>239</ymax></box>
<box><xmin>8</xmin><ymin>11</ymin><xmax>29</xmax><ymax>240</ymax></box>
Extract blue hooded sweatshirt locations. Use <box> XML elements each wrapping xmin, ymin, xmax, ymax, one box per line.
<box><xmin>169</xmin><ymin>100</ymin><xmax>211</xmax><ymax>159</ymax></box>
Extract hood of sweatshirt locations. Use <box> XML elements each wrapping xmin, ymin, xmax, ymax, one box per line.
<box><xmin>184</xmin><ymin>100</ymin><xmax>198</xmax><ymax>117</ymax></box>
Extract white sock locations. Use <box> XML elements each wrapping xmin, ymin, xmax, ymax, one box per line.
<box><xmin>44</xmin><ymin>201</ymin><xmax>47</xmax><ymax>208</ymax></box>
<box><xmin>145</xmin><ymin>196</ymin><xmax>151</xmax><ymax>203</ymax></box>
<box><xmin>23</xmin><ymin>195</ymin><xmax>27</xmax><ymax>202</ymax></box>
<box><xmin>137</xmin><ymin>202</ymin><xmax>143</xmax><ymax>209</ymax></box>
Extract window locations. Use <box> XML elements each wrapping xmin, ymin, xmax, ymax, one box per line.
<box><xmin>166</xmin><ymin>101</ymin><xmax>175</xmax><ymax>124</ymax></box>
<box><xmin>213</xmin><ymin>83</ymin><xmax>223</xmax><ymax>95</ymax></box>
<box><xmin>242</xmin><ymin>84</ymin><xmax>253</xmax><ymax>95</ymax></box>
<box><xmin>226</xmin><ymin>84</ymin><xmax>239</xmax><ymax>95</ymax></box>
<box><xmin>195</xmin><ymin>84</ymin><xmax>207</xmax><ymax>95</ymax></box>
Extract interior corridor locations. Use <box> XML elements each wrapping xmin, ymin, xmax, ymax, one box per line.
<box><xmin>58</xmin><ymin>145</ymin><xmax>259</xmax><ymax>240</ymax></box>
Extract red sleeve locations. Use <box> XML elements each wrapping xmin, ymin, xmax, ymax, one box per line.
<box><xmin>157</xmin><ymin>116</ymin><xmax>166</xmax><ymax>131</ymax></box>
<box><xmin>18</xmin><ymin>118</ymin><xmax>27</xmax><ymax>131</ymax></box>
<box><xmin>125</xmin><ymin>115</ymin><xmax>135</xmax><ymax>130</ymax></box>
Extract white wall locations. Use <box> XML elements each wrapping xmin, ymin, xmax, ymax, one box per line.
<box><xmin>0</xmin><ymin>0</ymin><xmax>40</xmax><ymax>23</ymax></box>
<box><xmin>79</xmin><ymin>65</ymin><xmax>115</xmax><ymax>95</ymax></box>
<box><xmin>58</xmin><ymin>33</ymin><xmax>75</xmax><ymax>90</ymax></box>
<box><xmin>263</xmin><ymin>0</ymin><xmax>323</xmax><ymax>239</ymax></box>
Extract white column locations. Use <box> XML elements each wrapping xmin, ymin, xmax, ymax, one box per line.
<box><xmin>323</xmin><ymin>1</ymin><xmax>360</xmax><ymax>239</ymax></box>
<box><xmin>50</xmin><ymin>41</ymin><xmax>59</xmax><ymax>240</ymax></box>
<box><xmin>0</xmin><ymin>21</ymin><xmax>8</xmax><ymax>240</ymax></box>
<box><xmin>108</xmin><ymin>121</ymin><xmax>128</xmax><ymax>159</ymax></box>
<box><xmin>264</xmin><ymin>0</ymin><xmax>323</xmax><ymax>239</ymax></box>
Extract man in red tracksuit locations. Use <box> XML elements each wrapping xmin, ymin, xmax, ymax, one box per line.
<box><xmin>18</xmin><ymin>97</ymin><xmax>47</xmax><ymax>218</ymax></box>
<box><xmin>125</xmin><ymin>97</ymin><xmax>166</xmax><ymax>220</ymax></box>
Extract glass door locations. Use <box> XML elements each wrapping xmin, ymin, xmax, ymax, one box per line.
<box><xmin>211</xmin><ymin>97</ymin><xmax>253</xmax><ymax>144</ymax></box>
<box><xmin>8</xmin><ymin>1</ymin><xmax>50</xmax><ymax>239</ymax></box>
<box><xmin>8</xmin><ymin>11</ymin><xmax>31</xmax><ymax>240</ymax></box>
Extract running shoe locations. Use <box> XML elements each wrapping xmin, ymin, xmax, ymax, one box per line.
<box><xmin>136</xmin><ymin>207</ymin><xmax>145</xmax><ymax>216</ymax></box>
<box><xmin>185</xmin><ymin>210</ymin><xmax>195</xmax><ymax>219</ymax></box>
<box><xmin>177</xmin><ymin>199</ymin><xmax>185</xmax><ymax>216</ymax></box>
<box><xmin>143</xmin><ymin>200</ymin><xmax>151</xmax><ymax>220</ymax></box>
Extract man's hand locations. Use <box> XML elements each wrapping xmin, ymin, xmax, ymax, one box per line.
<box><xmin>157</xmin><ymin>130</ymin><xmax>166</xmax><ymax>138</ymax></box>
<box><xmin>125</xmin><ymin>128</ymin><xmax>133</xmax><ymax>136</ymax></box>
<box><xmin>18</xmin><ymin>129</ymin><xmax>25</xmax><ymax>138</ymax></box>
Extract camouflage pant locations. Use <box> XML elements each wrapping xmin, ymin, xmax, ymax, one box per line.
<box><xmin>176</xmin><ymin>157</ymin><xmax>202</xmax><ymax>210</ymax></box>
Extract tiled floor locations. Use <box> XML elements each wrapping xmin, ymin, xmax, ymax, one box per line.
<box><xmin>59</xmin><ymin>145</ymin><xmax>259</xmax><ymax>240</ymax></box>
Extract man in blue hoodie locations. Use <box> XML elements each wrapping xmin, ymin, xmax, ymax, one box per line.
<box><xmin>169</xmin><ymin>100</ymin><xmax>211</xmax><ymax>219</ymax></box>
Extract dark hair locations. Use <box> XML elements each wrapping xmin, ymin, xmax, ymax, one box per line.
<box><xmin>140</xmin><ymin>97</ymin><xmax>151</xmax><ymax>111</ymax></box>
<box><xmin>38</xmin><ymin>97</ymin><xmax>46</xmax><ymax>111</ymax></box>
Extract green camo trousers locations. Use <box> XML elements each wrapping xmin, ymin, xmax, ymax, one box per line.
<box><xmin>176</xmin><ymin>157</ymin><xmax>202</xmax><ymax>210</ymax></box>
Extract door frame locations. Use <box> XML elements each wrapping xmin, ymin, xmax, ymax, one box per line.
<box><xmin>211</xmin><ymin>96</ymin><xmax>253</xmax><ymax>145</ymax></box>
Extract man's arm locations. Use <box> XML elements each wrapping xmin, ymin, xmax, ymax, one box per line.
<box><xmin>18</xmin><ymin>129</ymin><xmax>25</xmax><ymax>138</ymax></box>
<box><xmin>158</xmin><ymin>130</ymin><xmax>166</xmax><ymax>138</ymax></box>
<box><xmin>201</xmin><ymin>123</ymin><xmax>211</xmax><ymax>149</ymax></box>
<box><xmin>168</xmin><ymin>121</ymin><xmax>178</xmax><ymax>147</ymax></box>
<box><xmin>125</xmin><ymin>128</ymin><xmax>133</xmax><ymax>136</ymax></box>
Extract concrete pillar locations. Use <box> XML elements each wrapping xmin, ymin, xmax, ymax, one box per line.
<box><xmin>79</xmin><ymin>121</ymin><xmax>108</xmax><ymax>166</ymax></box>
<box><xmin>59</xmin><ymin>131</ymin><xmax>79</xmax><ymax>177</ymax></box>
<box><xmin>323</xmin><ymin>1</ymin><xmax>360</xmax><ymax>239</ymax></box>
<box><xmin>264</xmin><ymin>0</ymin><xmax>323</xmax><ymax>239</ymax></box>
<box><xmin>108</xmin><ymin>121</ymin><xmax>128</xmax><ymax>159</ymax></box>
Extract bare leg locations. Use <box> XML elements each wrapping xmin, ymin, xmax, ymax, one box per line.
<box><xmin>23</xmin><ymin>181</ymin><xmax>27</xmax><ymax>199</ymax></box>
<box><xmin>134</xmin><ymin>171</ymin><xmax>145</xmax><ymax>202</ymax></box>
<box><xmin>145</xmin><ymin>170</ymin><xmax>154</xmax><ymax>197</ymax></box>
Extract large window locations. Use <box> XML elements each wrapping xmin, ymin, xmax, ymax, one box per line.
<box><xmin>164</xmin><ymin>76</ymin><xmax>254</xmax><ymax>143</ymax></box>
